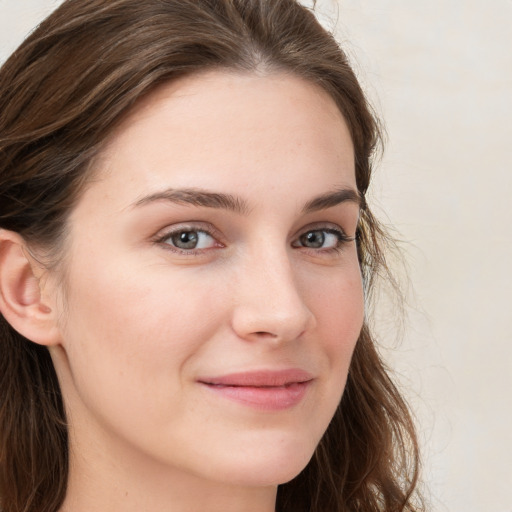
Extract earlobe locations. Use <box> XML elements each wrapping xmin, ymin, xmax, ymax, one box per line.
<box><xmin>0</xmin><ymin>230</ymin><xmax>61</xmax><ymax>346</ymax></box>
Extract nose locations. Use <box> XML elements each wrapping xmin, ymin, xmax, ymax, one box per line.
<box><xmin>230</xmin><ymin>247</ymin><xmax>316</xmax><ymax>344</ymax></box>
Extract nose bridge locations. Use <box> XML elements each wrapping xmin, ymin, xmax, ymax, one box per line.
<box><xmin>231</xmin><ymin>240</ymin><xmax>315</xmax><ymax>342</ymax></box>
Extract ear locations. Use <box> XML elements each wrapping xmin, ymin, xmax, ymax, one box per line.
<box><xmin>0</xmin><ymin>229</ymin><xmax>61</xmax><ymax>346</ymax></box>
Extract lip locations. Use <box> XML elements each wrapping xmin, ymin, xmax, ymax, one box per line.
<box><xmin>198</xmin><ymin>369</ymin><xmax>314</xmax><ymax>411</ymax></box>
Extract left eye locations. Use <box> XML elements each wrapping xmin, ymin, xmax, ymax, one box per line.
<box><xmin>293</xmin><ymin>229</ymin><xmax>346</xmax><ymax>250</ymax></box>
<box><xmin>163</xmin><ymin>230</ymin><xmax>217</xmax><ymax>250</ymax></box>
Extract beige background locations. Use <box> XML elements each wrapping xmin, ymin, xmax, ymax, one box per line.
<box><xmin>1</xmin><ymin>1</ymin><xmax>511</xmax><ymax>510</ymax></box>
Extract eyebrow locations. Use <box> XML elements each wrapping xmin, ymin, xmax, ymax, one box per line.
<box><xmin>132</xmin><ymin>186</ymin><xmax>362</xmax><ymax>214</ymax></box>
<box><xmin>301</xmin><ymin>187</ymin><xmax>363</xmax><ymax>213</ymax></box>
<box><xmin>133</xmin><ymin>188</ymin><xmax>250</xmax><ymax>215</ymax></box>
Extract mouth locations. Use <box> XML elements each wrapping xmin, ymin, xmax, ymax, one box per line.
<box><xmin>197</xmin><ymin>369</ymin><xmax>314</xmax><ymax>410</ymax></box>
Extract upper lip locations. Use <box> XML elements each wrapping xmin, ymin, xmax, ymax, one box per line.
<box><xmin>198</xmin><ymin>369</ymin><xmax>314</xmax><ymax>387</ymax></box>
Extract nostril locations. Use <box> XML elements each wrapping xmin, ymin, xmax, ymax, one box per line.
<box><xmin>253</xmin><ymin>331</ymin><xmax>277</xmax><ymax>338</ymax></box>
<box><xmin>231</xmin><ymin>294</ymin><xmax>314</xmax><ymax>344</ymax></box>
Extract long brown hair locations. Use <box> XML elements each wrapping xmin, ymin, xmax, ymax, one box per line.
<box><xmin>0</xmin><ymin>1</ymin><xmax>423</xmax><ymax>511</ymax></box>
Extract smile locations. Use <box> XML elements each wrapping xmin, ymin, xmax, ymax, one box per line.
<box><xmin>198</xmin><ymin>369</ymin><xmax>314</xmax><ymax>411</ymax></box>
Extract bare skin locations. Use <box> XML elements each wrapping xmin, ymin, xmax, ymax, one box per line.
<box><xmin>0</xmin><ymin>71</ymin><xmax>363</xmax><ymax>512</ymax></box>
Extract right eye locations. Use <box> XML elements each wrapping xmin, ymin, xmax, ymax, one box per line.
<box><xmin>160</xmin><ymin>229</ymin><xmax>218</xmax><ymax>251</ymax></box>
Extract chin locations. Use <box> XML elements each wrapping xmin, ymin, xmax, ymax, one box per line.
<box><xmin>253</xmin><ymin>457</ymin><xmax>312</xmax><ymax>487</ymax></box>
<box><xmin>205</xmin><ymin>436</ymin><xmax>317</xmax><ymax>487</ymax></box>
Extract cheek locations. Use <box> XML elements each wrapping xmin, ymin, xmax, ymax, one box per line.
<box><xmin>307</xmin><ymin>261</ymin><xmax>364</xmax><ymax>355</ymax></box>
<box><xmin>58</xmin><ymin>253</ymin><xmax>224</xmax><ymax>421</ymax></box>
<box><xmin>304</xmin><ymin>261</ymin><xmax>364</xmax><ymax>416</ymax></box>
<box><xmin>65</xmin><ymin>250</ymin><xmax>219</xmax><ymax>345</ymax></box>
<box><xmin>293</xmin><ymin>260</ymin><xmax>363</xmax><ymax>448</ymax></box>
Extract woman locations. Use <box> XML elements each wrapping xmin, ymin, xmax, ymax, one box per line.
<box><xmin>0</xmin><ymin>1</ymin><xmax>423</xmax><ymax>511</ymax></box>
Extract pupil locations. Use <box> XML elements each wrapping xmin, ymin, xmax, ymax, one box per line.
<box><xmin>302</xmin><ymin>231</ymin><xmax>324</xmax><ymax>248</ymax></box>
<box><xmin>173</xmin><ymin>231</ymin><xmax>198</xmax><ymax>249</ymax></box>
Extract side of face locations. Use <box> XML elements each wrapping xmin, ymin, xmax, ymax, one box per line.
<box><xmin>46</xmin><ymin>71</ymin><xmax>364</xmax><ymax>487</ymax></box>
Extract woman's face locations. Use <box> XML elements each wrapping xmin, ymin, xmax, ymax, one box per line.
<box><xmin>50</xmin><ymin>71</ymin><xmax>364</xmax><ymax>487</ymax></box>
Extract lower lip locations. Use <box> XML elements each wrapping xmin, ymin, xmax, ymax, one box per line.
<box><xmin>200</xmin><ymin>381</ymin><xmax>312</xmax><ymax>411</ymax></box>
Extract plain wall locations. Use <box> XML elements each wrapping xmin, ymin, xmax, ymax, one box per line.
<box><xmin>325</xmin><ymin>1</ymin><xmax>512</xmax><ymax>510</ymax></box>
<box><xmin>1</xmin><ymin>1</ymin><xmax>511</xmax><ymax>511</ymax></box>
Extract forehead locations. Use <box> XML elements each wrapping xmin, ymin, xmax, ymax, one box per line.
<box><xmin>81</xmin><ymin>70</ymin><xmax>356</xmax><ymax>211</ymax></box>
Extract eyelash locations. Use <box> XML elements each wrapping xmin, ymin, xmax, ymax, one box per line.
<box><xmin>153</xmin><ymin>224</ymin><xmax>223</xmax><ymax>255</ymax></box>
<box><xmin>154</xmin><ymin>224</ymin><xmax>354</xmax><ymax>256</ymax></box>
<box><xmin>292</xmin><ymin>227</ymin><xmax>354</xmax><ymax>254</ymax></box>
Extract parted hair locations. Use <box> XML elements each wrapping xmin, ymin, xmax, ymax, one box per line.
<box><xmin>0</xmin><ymin>1</ymin><xmax>423</xmax><ymax>511</ymax></box>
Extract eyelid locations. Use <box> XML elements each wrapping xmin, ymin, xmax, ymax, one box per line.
<box><xmin>151</xmin><ymin>221</ymin><xmax>355</xmax><ymax>256</ymax></box>
<box><xmin>293</xmin><ymin>222</ymin><xmax>354</xmax><ymax>241</ymax></box>
<box><xmin>152</xmin><ymin>222</ymin><xmax>225</xmax><ymax>254</ymax></box>
<box><xmin>291</xmin><ymin>223</ymin><xmax>355</xmax><ymax>253</ymax></box>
